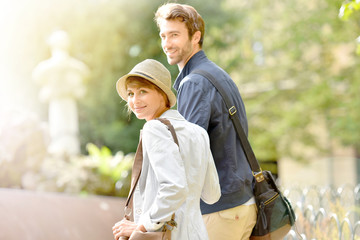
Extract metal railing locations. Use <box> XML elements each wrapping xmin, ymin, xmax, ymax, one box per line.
<box><xmin>284</xmin><ymin>184</ymin><xmax>360</xmax><ymax>240</ymax></box>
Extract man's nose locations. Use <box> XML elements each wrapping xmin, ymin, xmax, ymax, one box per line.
<box><xmin>162</xmin><ymin>38</ymin><xmax>170</xmax><ymax>50</ymax></box>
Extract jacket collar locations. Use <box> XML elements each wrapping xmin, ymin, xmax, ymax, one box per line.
<box><xmin>160</xmin><ymin>109</ymin><xmax>185</xmax><ymax>121</ymax></box>
<box><xmin>173</xmin><ymin>50</ymin><xmax>208</xmax><ymax>91</ymax></box>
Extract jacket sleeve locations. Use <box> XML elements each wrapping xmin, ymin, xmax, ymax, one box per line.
<box><xmin>177</xmin><ymin>75</ymin><xmax>212</xmax><ymax>130</ymax></box>
<box><xmin>139</xmin><ymin>120</ymin><xmax>188</xmax><ymax>231</ymax></box>
<box><xmin>200</xmin><ymin>130</ymin><xmax>221</xmax><ymax>204</ymax></box>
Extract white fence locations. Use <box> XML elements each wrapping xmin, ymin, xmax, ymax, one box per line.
<box><xmin>284</xmin><ymin>184</ymin><xmax>360</xmax><ymax>239</ymax></box>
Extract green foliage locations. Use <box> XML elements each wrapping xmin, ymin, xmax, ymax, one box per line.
<box><xmin>87</xmin><ymin>143</ymin><xmax>127</xmax><ymax>182</ymax></box>
<box><xmin>5</xmin><ymin>0</ymin><xmax>360</xmax><ymax>174</ymax></box>
<box><xmin>85</xmin><ymin>143</ymin><xmax>133</xmax><ymax>196</ymax></box>
<box><xmin>339</xmin><ymin>0</ymin><xmax>360</xmax><ymax>21</ymax></box>
<box><xmin>208</xmin><ymin>0</ymin><xmax>360</xmax><ymax>162</ymax></box>
<box><xmin>339</xmin><ymin>0</ymin><xmax>360</xmax><ymax>55</ymax></box>
<box><xmin>36</xmin><ymin>146</ymin><xmax>133</xmax><ymax>197</ymax></box>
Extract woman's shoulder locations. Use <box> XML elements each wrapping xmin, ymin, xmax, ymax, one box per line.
<box><xmin>143</xmin><ymin>119</ymin><xmax>167</xmax><ymax>132</ymax></box>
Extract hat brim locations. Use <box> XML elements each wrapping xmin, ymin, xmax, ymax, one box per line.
<box><xmin>116</xmin><ymin>72</ymin><xmax>177</xmax><ymax>108</ymax></box>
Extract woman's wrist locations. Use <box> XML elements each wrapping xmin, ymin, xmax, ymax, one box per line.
<box><xmin>137</xmin><ymin>224</ymin><xmax>147</xmax><ymax>232</ymax></box>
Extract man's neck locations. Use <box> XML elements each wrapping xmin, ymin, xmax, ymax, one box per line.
<box><xmin>177</xmin><ymin>48</ymin><xmax>202</xmax><ymax>72</ymax></box>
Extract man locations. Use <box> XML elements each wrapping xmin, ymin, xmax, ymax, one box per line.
<box><xmin>154</xmin><ymin>3</ymin><xmax>257</xmax><ymax>240</ymax></box>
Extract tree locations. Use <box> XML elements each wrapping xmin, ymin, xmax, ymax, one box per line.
<box><xmin>338</xmin><ymin>0</ymin><xmax>360</xmax><ymax>162</ymax></box>
<box><xmin>201</xmin><ymin>0</ymin><xmax>360</xmax><ymax>166</ymax></box>
<box><xmin>5</xmin><ymin>0</ymin><xmax>360</xmax><ymax>167</ymax></box>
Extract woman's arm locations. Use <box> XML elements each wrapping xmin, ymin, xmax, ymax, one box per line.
<box><xmin>201</xmin><ymin>132</ymin><xmax>221</xmax><ymax>204</ymax></box>
<box><xmin>139</xmin><ymin>120</ymin><xmax>188</xmax><ymax>231</ymax></box>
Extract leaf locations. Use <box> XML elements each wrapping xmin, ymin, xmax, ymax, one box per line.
<box><xmin>339</xmin><ymin>1</ymin><xmax>360</xmax><ymax>20</ymax></box>
<box><xmin>86</xmin><ymin>143</ymin><xmax>101</xmax><ymax>158</ymax></box>
<box><xmin>339</xmin><ymin>3</ymin><xmax>353</xmax><ymax>21</ymax></box>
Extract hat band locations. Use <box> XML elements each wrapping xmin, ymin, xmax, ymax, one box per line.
<box><xmin>134</xmin><ymin>71</ymin><xmax>154</xmax><ymax>80</ymax></box>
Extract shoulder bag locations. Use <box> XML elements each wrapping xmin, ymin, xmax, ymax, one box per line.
<box><xmin>191</xmin><ymin>69</ymin><xmax>297</xmax><ymax>240</ymax></box>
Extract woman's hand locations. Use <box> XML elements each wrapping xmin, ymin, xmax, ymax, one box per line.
<box><xmin>134</xmin><ymin>224</ymin><xmax>147</xmax><ymax>232</ymax></box>
<box><xmin>128</xmin><ymin>224</ymin><xmax>147</xmax><ymax>239</ymax></box>
<box><xmin>112</xmin><ymin>218</ymin><xmax>137</xmax><ymax>239</ymax></box>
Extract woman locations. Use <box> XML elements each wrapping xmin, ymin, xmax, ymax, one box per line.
<box><xmin>112</xmin><ymin>59</ymin><xmax>220</xmax><ymax>240</ymax></box>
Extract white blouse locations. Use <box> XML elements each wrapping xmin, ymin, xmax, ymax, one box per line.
<box><xmin>133</xmin><ymin>109</ymin><xmax>221</xmax><ymax>240</ymax></box>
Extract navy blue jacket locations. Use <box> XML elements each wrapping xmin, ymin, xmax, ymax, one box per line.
<box><xmin>173</xmin><ymin>50</ymin><xmax>254</xmax><ymax>214</ymax></box>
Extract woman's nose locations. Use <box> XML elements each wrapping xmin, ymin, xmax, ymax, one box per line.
<box><xmin>133</xmin><ymin>93</ymin><xmax>141</xmax><ymax>103</ymax></box>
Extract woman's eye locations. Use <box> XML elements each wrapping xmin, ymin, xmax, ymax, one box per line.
<box><xmin>127</xmin><ymin>92</ymin><xmax>134</xmax><ymax>97</ymax></box>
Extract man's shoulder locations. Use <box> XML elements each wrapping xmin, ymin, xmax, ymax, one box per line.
<box><xmin>179</xmin><ymin>71</ymin><xmax>213</xmax><ymax>90</ymax></box>
<box><xmin>187</xmin><ymin>64</ymin><xmax>232</xmax><ymax>88</ymax></box>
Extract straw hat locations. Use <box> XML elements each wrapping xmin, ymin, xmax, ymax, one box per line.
<box><xmin>116</xmin><ymin>59</ymin><xmax>176</xmax><ymax>108</ymax></box>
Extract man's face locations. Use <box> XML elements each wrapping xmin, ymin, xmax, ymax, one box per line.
<box><xmin>159</xmin><ymin>19</ymin><xmax>195</xmax><ymax>70</ymax></box>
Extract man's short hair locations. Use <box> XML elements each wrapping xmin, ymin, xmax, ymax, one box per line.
<box><xmin>154</xmin><ymin>3</ymin><xmax>205</xmax><ymax>47</ymax></box>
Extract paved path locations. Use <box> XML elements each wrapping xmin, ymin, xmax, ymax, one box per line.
<box><xmin>0</xmin><ymin>188</ymin><xmax>125</xmax><ymax>240</ymax></box>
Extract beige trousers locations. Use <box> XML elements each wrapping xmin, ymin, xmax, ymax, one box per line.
<box><xmin>202</xmin><ymin>203</ymin><xmax>257</xmax><ymax>240</ymax></box>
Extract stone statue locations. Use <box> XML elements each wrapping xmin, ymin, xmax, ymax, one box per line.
<box><xmin>33</xmin><ymin>30</ymin><xmax>89</xmax><ymax>156</ymax></box>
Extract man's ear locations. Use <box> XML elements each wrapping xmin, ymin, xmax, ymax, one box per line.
<box><xmin>192</xmin><ymin>31</ymin><xmax>202</xmax><ymax>45</ymax></box>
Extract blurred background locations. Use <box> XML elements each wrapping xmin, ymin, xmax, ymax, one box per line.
<box><xmin>0</xmin><ymin>0</ymin><xmax>359</xmax><ymax>202</ymax></box>
<box><xmin>1</xmin><ymin>0</ymin><xmax>360</xmax><ymax>238</ymax></box>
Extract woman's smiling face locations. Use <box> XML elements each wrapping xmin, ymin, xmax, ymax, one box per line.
<box><xmin>126</xmin><ymin>77</ymin><xmax>168</xmax><ymax>121</ymax></box>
